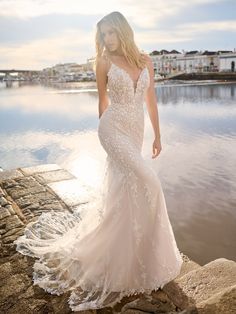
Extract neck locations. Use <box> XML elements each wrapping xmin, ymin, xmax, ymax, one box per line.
<box><xmin>108</xmin><ymin>48</ymin><xmax>124</xmax><ymax>57</ymax></box>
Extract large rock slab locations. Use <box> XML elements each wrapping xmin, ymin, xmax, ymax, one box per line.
<box><xmin>34</xmin><ymin>169</ymin><xmax>75</xmax><ymax>184</ymax></box>
<box><xmin>164</xmin><ymin>258</ymin><xmax>236</xmax><ymax>312</ymax></box>
<box><xmin>198</xmin><ymin>284</ymin><xmax>236</xmax><ymax>314</ymax></box>
<box><xmin>0</xmin><ymin>169</ymin><xmax>24</xmax><ymax>181</ymax></box>
<box><xmin>48</xmin><ymin>178</ymin><xmax>93</xmax><ymax>207</ymax></box>
<box><xmin>20</xmin><ymin>163</ymin><xmax>62</xmax><ymax>175</ymax></box>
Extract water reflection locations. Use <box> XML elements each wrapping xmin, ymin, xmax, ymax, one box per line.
<box><xmin>156</xmin><ymin>82</ymin><xmax>236</xmax><ymax>104</ymax></box>
<box><xmin>0</xmin><ymin>80</ymin><xmax>235</xmax><ymax>265</ymax></box>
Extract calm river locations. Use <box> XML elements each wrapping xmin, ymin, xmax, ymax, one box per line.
<box><xmin>0</xmin><ymin>80</ymin><xmax>235</xmax><ymax>265</ymax></box>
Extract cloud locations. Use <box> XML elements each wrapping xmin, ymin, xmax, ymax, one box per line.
<box><xmin>0</xmin><ymin>0</ymin><xmax>234</xmax><ymax>68</ymax></box>
<box><xmin>0</xmin><ymin>0</ymin><xmax>122</xmax><ymax>18</ymax></box>
<box><xmin>0</xmin><ymin>13</ymin><xmax>96</xmax><ymax>44</ymax></box>
<box><xmin>0</xmin><ymin>0</ymin><xmax>225</xmax><ymax>22</ymax></box>
<box><xmin>1</xmin><ymin>17</ymin><xmax>235</xmax><ymax>69</ymax></box>
<box><xmin>0</xmin><ymin>28</ymin><xmax>95</xmax><ymax>69</ymax></box>
<box><xmin>121</xmin><ymin>0</ymin><xmax>225</xmax><ymax>28</ymax></box>
<box><xmin>136</xmin><ymin>19</ymin><xmax>236</xmax><ymax>46</ymax></box>
<box><xmin>177</xmin><ymin>19</ymin><xmax>236</xmax><ymax>34</ymax></box>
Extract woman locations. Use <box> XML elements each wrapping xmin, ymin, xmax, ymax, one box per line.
<box><xmin>13</xmin><ymin>11</ymin><xmax>183</xmax><ymax>312</ymax></box>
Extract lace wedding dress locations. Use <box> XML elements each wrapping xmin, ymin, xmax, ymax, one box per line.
<box><xmin>13</xmin><ymin>55</ymin><xmax>183</xmax><ymax>311</ymax></box>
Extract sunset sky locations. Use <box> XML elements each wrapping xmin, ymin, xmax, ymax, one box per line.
<box><xmin>0</xmin><ymin>0</ymin><xmax>235</xmax><ymax>70</ymax></box>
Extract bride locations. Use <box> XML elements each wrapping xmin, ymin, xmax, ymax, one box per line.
<box><xmin>13</xmin><ymin>11</ymin><xmax>183</xmax><ymax>312</ymax></box>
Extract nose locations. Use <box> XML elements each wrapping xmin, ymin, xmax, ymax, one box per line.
<box><xmin>103</xmin><ymin>33</ymin><xmax>112</xmax><ymax>43</ymax></box>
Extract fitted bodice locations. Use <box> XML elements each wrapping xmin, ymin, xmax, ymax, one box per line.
<box><xmin>107</xmin><ymin>61</ymin><xmax>150</xmax><ymax>109</ymax></box>
<box><xmin>98</xmin><ymin>59</ymin><xmax>150</xmax><ymax>151</ymax></box>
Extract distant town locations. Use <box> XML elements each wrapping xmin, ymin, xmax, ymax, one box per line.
<box><xmin>0</xmin><ymin>49</ymin><xmax>236</xmax><ymax>83</ymax></box>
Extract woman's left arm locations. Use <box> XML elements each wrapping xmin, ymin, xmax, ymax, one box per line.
<box><xmin>143</xmin><ymin>54</ymin><xmax>162</xmax><ymax>158</ymax></box>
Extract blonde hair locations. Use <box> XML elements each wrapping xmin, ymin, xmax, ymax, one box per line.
<box><xmin>94</xmin><ymin>11</ymin><xmax>147</xmax><ymax>71</ymax></box>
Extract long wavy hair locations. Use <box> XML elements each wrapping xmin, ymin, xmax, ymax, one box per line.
<box><xmin>94</xmin><ymin>11</ymin><xmax>147</xmax><ymax>71</ymax></box>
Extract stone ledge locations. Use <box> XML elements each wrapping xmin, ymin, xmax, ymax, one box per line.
<box><xmin>163</xmin><ymin>258</ymin><xmax>236</xmax><ymax>314</ymax></box>
<box><xmin>0</xmin><ymin>169</ymin><xmax>24</xmax><ymax>181</ymax></box>
<box><xmin>20</xmin><ymin>163</ymin><xmax>62</xmax><ymax>175</ymax></box>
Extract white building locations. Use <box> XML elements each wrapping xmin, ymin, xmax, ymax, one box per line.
<box><xmin>150</xmin><ymin>50</ymin><xmax>236</xmax><ymax>75</ymax></box>
<box><xmin>150</xmin><ymin>50</ymin><xmax>183</xmax><ymax>74</ymax></box>
<box><xmin>219</xmin><ymin>52</ymin><xmax>236</xmax><ymax>72</ymax></box>
<box><xmin>177</xmin><ymin>51</ymin><xmax>219</xmax><ymax>73</ymax></box>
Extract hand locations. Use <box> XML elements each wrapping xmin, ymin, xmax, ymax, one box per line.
<box><xmin>152</xmin><ymin>137</ymin><xmax>162</xmax><ymax>158</ymax></box>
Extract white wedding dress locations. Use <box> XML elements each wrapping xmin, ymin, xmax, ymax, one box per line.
<box><xmin>13</xmin><ymin>55</ymin><xmax>183</xmax><ymax>311</ymax></box>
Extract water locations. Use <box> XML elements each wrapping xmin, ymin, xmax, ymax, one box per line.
<box><xmin>0</xmin><ymin>80</ymin><xmax>235</xmax><ymax>265</ymax></box>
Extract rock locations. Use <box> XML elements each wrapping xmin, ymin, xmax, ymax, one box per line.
<box><xmin>20</xmin><ymin>163</ymin><xmax>62</xmax><ymax>175</ymax></box>
<box><xmin>2</xmin><ymin>226</ymin><xmax>24</xmax><ymax>238</ymax></box>
<box><xmin>197</xmin><ymin>284</ymin><xmax>236</xmax><ymax>314</ymax></box>
<box><xmin>0</xmin><ymin>196</ymin><xmax>8</xmax><ymax>206</ymax></box>
<box><xmin>5</xmin><ymin>204</ymin><xmax>16</xmax><ymax>215</ymax></box>
<box><xmin>120</xmin><ymin>290</ymin><xmax>177</xmax><ymax>313</ymax></box>
<box><xmin>164</xmin><ymin>258</ymin><xmax>236</xmax><ymax>311</ymax></box>
<box><xmin>7</xmin><ymin>185</ymin><xmax>46</xmax><ymax>200</ymax></box>
<box><xmin>0</xmin><ymin>207</ymin><xmax>11</xmax><ymax>220</ymax></box>
<box><xmin>0</xmin><ymin>273</ymin><xmax>31</xmax><ymax>301</ymax></box>
<box><xmin>121</xmin><ymin>310</ymin><xmax>151</xmax><ymax>314</ymax></box>
<box><xmin>0</xmin><ymin>261</ymin><xmax>12</xmax><ymax>280</ymax></box>
<box><xmin>0</xmin><ymin>169</ymin><xmax>23</xmax><ymax>181</ymax></box>
<box><xmin>16</xmin><ymin>191</ymin><xmax>57</xmax><ymax>209</ymax></box>
<box><xmin>4</xmin><ymin>214</ymin><xmax>24</xmax><ymax>232</ymax></box>
<box><xmin>178</xmin><ymin>308</ymin><xmax>198</xmax><ymax>314</ymax></box>
<box><xmin>6</xmin><ymin>298</ymin><xmax>52</xmax><ymax>314</ymax></box>
<box><xmin>18</xmin><ymin>285</ymin><xmax>35</xmax><ymax>299</ymax></box>
<box><xmin>0</xmin><ymin>186</ymin><xmax>5</xmax><ymax>196</ymax></box>
<box><xmin>34</xmin><ymin>169</ymin><xmax>75</xmax><ymax>184</ymax></box>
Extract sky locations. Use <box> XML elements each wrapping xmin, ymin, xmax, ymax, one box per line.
<box><xmin>0</xmin><ymin>0</ymin><xmax>235</xmax><ymax>70</ymax></box>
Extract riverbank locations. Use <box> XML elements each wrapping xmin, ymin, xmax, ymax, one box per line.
<box><xmin>0</xmin><ymin>164</ymin><xmax>235</xmax><ymax>313</ymax></box>
<box><xmin>164</xmin><ymin>71</ymin><xmax>236</xmax><ymax>82</ymax></box>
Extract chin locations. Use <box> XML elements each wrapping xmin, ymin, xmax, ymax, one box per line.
<box><xmin>108</xmin><ymin>46</ymin><xmax>117</xmax><ymax>51</ymax></box>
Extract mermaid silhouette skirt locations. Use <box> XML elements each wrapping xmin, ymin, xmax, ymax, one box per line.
<box><xmin>13</xmin><ymin>61</ymin><xmax>183</xmax><ymax>311</ymax></box>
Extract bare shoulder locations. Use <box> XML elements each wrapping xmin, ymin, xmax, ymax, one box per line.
<box><xmin>140</xmin><ymin>53</ymin><xmax>154</xmax><ymax>77</ymax></box>
<box><xmin>96</xmin><ymin>55</ymin><xmax>108</xmax><ymax>72</ymax></box>
<box><xmin>141</xmin><ymin>53</ymin><xmax>152</xmax><ymax>64</ymax></box>
<box><xmin>96</xmin><ymin>55</ymin><xmax>108</xmax><ymax>70</ymax></box>
<box><xmin>140</xmin><ymin>53</ymin><xmax>154</xmax><ymax>74</ymax></box>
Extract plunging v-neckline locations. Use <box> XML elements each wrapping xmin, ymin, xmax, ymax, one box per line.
<box><xmin>108</xmin><ymin>61</ymin><xmax>147</xmax><ymax>95</ymax></box>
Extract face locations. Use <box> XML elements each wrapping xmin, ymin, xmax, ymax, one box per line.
<box><xmin>100</xmin><ymin>22</ymin><xmax>120</xmax><ymax>53</ymax></box>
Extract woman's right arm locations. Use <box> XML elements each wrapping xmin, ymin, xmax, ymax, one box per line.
<box><xmin>95</xmin><ymin>57</ymin><xmax>109</xmax><ymax>119</ymax></box>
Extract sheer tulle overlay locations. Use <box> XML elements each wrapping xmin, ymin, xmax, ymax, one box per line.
<box><xmin>13</xmin><ymin>56</ymin><xmax>183</xmax><ymax>311</ymax></box>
